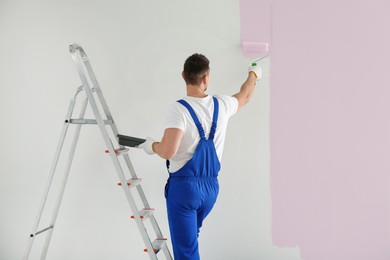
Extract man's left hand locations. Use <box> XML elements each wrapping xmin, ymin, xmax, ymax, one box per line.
<box><xmin>138</xmin><ymin>137</ymin><xmax>156</xmax><ymax>155</ymax></box>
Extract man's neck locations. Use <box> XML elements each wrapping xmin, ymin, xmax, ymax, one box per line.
<box><xmin>186</xmin><ymin>84</ymin><xmax>208</xmax><ymax>98</ymax></box>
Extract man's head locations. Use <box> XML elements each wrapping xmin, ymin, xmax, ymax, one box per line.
<box><xmin>182</xmin><ymin>53</ymin><xmax>210</xmax><ymax>86</ymax></box>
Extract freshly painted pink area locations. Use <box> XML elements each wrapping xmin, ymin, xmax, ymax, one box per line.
<box><xmin>241</xmin><ymin>0</ymin><xmax>390</xmax><ymax>259</ymax></box>
<box><xmin>240</xmin><ymin>0</ymin><xmax>271</xmax><ymax>59</ymax></box>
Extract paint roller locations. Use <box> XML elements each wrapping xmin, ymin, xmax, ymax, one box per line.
<box><xmin>241</xmin><ymin>41</ymin><xmax>269</xmax><ymax>64</ymax></box>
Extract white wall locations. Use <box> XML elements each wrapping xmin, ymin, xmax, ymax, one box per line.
<box><xmin>0</xmin><ymin>0</ymin><xmax>299</xmax><ymax>259</ymax></box>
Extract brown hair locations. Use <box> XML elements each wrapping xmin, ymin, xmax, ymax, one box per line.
<box><xmin>183</xmin><ymin>53</ymin><xmax>210</xmax><ymax>85</ymax></box>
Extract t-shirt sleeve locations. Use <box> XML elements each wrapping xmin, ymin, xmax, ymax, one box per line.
<box><xmin>215</xmin><ymin>95</ymin><xmax>239</xmax><ymax>118</ymax></box>
<box><xmin>165</xmin><ymin>102</ymin><xmax>185</xmax><ymax>131</ymax></box>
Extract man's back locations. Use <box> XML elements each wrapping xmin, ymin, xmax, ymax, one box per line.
<box><xmin>165</xmin><ymin>95</ymin><xmax>238</xmax><ymax>173</ymax></box>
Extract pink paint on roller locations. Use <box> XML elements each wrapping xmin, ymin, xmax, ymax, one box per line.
<box><xmin>239</xmin><ymin>0</ymin><xmax>271</xmax><ymax>59</ymax></box>
<box><xmin>241</xmin><ymin>42</ymin><xmax>269</xmax><ymax>60</ymax></box>
<box><xmin>241</xmin><ymin>41</ymin><xmax>269</xmax><ymax>53</ymax></box>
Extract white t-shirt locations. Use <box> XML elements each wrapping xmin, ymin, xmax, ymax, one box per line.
<box><xmin>165</xmin><ymin>95</ymin><xmax>238</xmax><ymax>173</ymax></box>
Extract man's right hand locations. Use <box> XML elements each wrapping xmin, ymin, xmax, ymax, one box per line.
<box><xmin>248</xmin><ymin>62</ymin><xmax>262</xmax><ymax>80</ymax></box>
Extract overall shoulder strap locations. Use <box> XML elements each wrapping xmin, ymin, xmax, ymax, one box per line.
<box><xmin>209</xmin><ymin>96</ymin><xmax>219</xmax><ymax>140</ymax></box>
<box><xmin>177</xmin><ymin>99</ymin><xmax>206</xmax><ymax>139</ymax></box>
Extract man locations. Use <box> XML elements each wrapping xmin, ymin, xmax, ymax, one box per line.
<box><xmin>139</xmin><ymin>53</ymin><xmax>261</xmax><ymax>260</ymax></box>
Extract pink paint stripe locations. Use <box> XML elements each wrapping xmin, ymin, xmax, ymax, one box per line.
<box><xmin>239</xmin><ymin>0</ymin><xmax>271</xmax><ymax>59</ymax></box>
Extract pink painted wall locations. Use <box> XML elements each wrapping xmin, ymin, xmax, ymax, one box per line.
<box><xmin>240</xmin><ymin>0</ymin><xmax>271</xmax><ymax>59</ymax></box>
<box><xmin>241</xmin><ymin>0</ymin><xmax>390</xmax><ymax>259</ymax></box>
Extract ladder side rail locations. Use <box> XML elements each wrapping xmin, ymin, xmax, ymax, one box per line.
<box><xmin>71</xmin><ymin>46</ymin><xmax>133</xmax><ymax>180</ymax></box>
<box><xmin>73</xmin><ymin>46</ymin><xmax>117</xmax><ymax>129</ymax></box>
<box><xmin>72</xmin><ymin>45</ymin><xmax>123</xmax><ymax>155</ymax></box>
<box><xmin>121</xmin><ymin>154</ymin><xmax>169</xmax><ymax>241</ymax></box>
<box><xmin>122</xmin><ymin>154</ymin><xmax>171</xmax><ymax>257</ymax></box>
<box><xmin>71</xmin><ymin>47</ymin><xmax>132</xmax><ymax>196</ymax></box>
<box><xmin>71</xmin><ymin>51</ymin><xmax>158</xmax><ymax>259</ymax></box>
<box><xmin>89</xmin><ymin>56</ymin><xmax>168</xmax><ymax>253</ymax></box>
<box><xmin>84</xmin><ymin>59</ymin><xmax>123</xmax><ymax>141</ymax></box>
<box><xmin>86</xmin><ymin>82</ymin><xmax>159</xmax><ymax>260</ymax></box>
<box><xmin>39</xmin><ymin>96</ymin><xmax>89</xmax><ymax>260</ymax></box>
<box><xmin>121</xmin><ymin>155</ymin><xmax>158</xmax><ymax>227</ymax></box>
<box><xmin>162</xmin><ymin>245</ymin><xmax>173</xmax><ymax>260</ymax></box>
<box><xmin>122</xmin><ymin>154</ymin><xmax>156</xmax><ymax>211</ymax></box>
<box><xmin>112</xmin><ymin>153</ymin><xmax>159</xmax><ymax>260</ymax></box>
<box><xmin>148</xmin><ymin>215</ymin><xmax>166</xmax><ymax>243</ymax></box>
<box><xmin>22</xmin><ymin>86</ymin><xmax>84</xmax><ymax>260</ymax></box>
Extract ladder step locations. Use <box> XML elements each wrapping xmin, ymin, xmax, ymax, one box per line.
<box><xmin>144</xmin><ymin>238</ymin><xmax>167</xmax><ymax>254</ymax></box>
<box><xmin>68</xmin><ymin>119</ymin><xmax>113</xmax><ymax>125</ymax></box>
<box><xmin>31</xmin><ymin>225</ymin><xmax>54</xmax><ymax>237</ymax></box>
<box><xmin>105</xmin><ymin>147</ymin><xmax>129</xmax><ymax>155</ymax></box>
<box><xmin>117</xmin><ymin>178</ymin><xmax>142</xmax><ymax>187</ymax></box>
<box><xmin>131</xmin><ymin>208</ymin><xmax>155</xmax><ymax>220</ymax></box>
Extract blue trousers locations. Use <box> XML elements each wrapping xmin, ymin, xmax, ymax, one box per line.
<box><xmin>166</xmin><ymin>177</ymin><xmax>219</xmax><ymax>260</ymax></box>
<box><xmin>165</xmin><ymin>97</ymin><xmax>221</xmax><ymax>260</ymax></box>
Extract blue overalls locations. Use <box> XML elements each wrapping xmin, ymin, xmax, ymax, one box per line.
<box><xmin>165</xmin><ymin>97</ymin><xmax>220</xmax><ymax>260</ymax></box>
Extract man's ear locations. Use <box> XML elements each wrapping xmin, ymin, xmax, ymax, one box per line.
<box><xmin>203</xmin><ymin>73</ymin><xmax>209</xmax><ymax>85</ymax></box>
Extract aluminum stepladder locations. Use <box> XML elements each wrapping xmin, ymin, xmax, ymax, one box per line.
<box><xmin>22</xmin><ymin>43</ymin><xmax>173</xmax><ymax>260</ymax></box>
